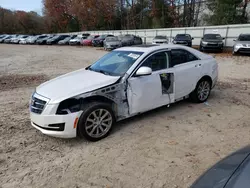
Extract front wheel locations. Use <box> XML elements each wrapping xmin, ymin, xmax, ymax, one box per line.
<box><xmin>190</xmin><ymin>79</ymin><xmax>211</xmax><ymax>103</ymax></box>
<box><xmin>77</xmin><ymin>102</ymin><xmax>115</xmax><ymax>141</ymax></box>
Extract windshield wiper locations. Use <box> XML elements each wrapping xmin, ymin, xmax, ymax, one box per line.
<box><xmin>97</xmin><ymin>70</ymin><xmax>110</xmax><ymax>75</ymax></box>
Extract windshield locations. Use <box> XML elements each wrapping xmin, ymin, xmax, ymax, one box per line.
<box><xmin>87</xmin><ymin>35</ymin><xmax>94</xmax><ymax>40</ymax></box>
<box><xmin>106</xmin><ymin>37</ymin><xmax>118</xmax><ymax>42</ymax></box>
<box><xmin>204</xmin><ymin>34</ymin><xmax>222</xmax><ymax>40</ymax></box>
<box><xmin>238</xmin><ymin>35</ymin><xmax>250</xmax><ymax>41</ymax></box>
<box><xmin>89</xmin><ymin>51</ymin><xmax>143</xmax><ymax>76</ymax></box>
<box><xmin>175</xmin><ymin>34</ymin><xmax>191</xmax><ymax>40</ymax></box>
<box><xmin>154</xmin><ymin>36</ymin><xmax>167</xmax><ymax>39</ymax></box>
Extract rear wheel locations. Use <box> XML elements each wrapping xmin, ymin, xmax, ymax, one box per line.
<box><xmin>190</xmin><ymin>79</ymin><xmax>211</xmax><ymax>103</ymax></box>
<box><xmin>77</xmin><ymin>102</ymin><xmax>115</xmax><ymax>141</ymax></box>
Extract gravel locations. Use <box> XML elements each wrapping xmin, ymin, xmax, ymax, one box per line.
<box><xmin>0</xmin><ymin>44</ymin><xmax>250</xmax><ymax>188</ymax></box>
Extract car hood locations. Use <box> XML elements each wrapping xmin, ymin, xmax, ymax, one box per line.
<box><xmin>235</xmin><ymin>41</ymin><xmax>250</xmax><ymax>45</ymax></box>
<box><xmin>70</xmin><ymin>39</ymin><xmax>80</xmax><ymax>42</ymax></box>
<box><xmin>153</xmin><ymin>39</ymin><xmax>168</xmax><ymax>42</ymax></box>
<box><xmin>191</xmin><ymin>145</ymin><xmax>250</xmax><ymax>188</ymax></box>
<box><xmin>106</xmin><ymin>41</ymin><xmax>121</xmax><ymax>45</ymax></box>
<box><xmin>36</xmin><ymin>69</ymin><xmax>120</xmax><ymax>104</ymax></box>
<box><xmin>203</xmin><ymin>39</ymin><xmax>223</xmax><ymax>42</ymax></box>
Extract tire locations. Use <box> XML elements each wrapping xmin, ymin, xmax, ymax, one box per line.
<box><xmin>77</xmin><ymin>101</ymin><xmax>115</xmax><ymax>141</ymax></box>
<box><xmin>199</xmin><ymin>45</ymin><xmax>203</xmax><ymax>52</ymax></box>
<box><xmin>190</xmin><ymin>79</ymin><xmax>211</xmax><ymax>103</ymax></box>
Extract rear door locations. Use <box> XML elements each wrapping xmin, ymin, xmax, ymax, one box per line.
<box><xmin>170</xmin><ymin>49</ymin><xmax>202</xmax><ymax>99</ymax></box>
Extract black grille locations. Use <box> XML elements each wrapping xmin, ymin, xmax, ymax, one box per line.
<box><xmin>30</xmin><ymin>97</ymin><xmax>46</xmax><ymax>114</ymax></box>
<box><xmin>207</xmin><ymin>43</ymin><xmax>218</xmax><ymax>47</ymax></box>
<box><xmin>239</xmin><ymin>48</ymin><xmax>250</xmax><ymax>53</ymax></box>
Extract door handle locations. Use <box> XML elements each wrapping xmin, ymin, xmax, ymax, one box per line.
<box><xmin>195</xmin><ymin>64</ymin><xmax>201</xmax><ymax>67</ymax></box>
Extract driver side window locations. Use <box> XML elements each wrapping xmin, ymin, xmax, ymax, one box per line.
<box><xmin>142</xmin><ymin>51</ymin><xmax>169</xmax><ymax>71</ymax></box>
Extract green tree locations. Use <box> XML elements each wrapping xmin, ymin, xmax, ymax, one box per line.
<box><xmin>206</xmin><ymin>0</ymin><xmax>247</xmax><ymax>25</ymax></box>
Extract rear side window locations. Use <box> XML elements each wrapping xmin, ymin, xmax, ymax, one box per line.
<box><xmin>170</xmin><ymin>49</ymin><xmax>198</xmax><ymax>67</ymax></box>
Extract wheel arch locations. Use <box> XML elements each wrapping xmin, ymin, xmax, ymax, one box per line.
<box><xmin>198</xmin><ymin>75</ymin><xmax>212</xmax><ymax>88</ymax></box>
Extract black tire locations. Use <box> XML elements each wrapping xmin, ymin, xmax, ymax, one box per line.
<box><xmin>190</xmin><ymin>78</ymin><xmax>211</xmax><ymax>103</ymax></box>
<box><xmin>77</xmin><ymin>101</ymin><xmax>115</xmax><ymax>141</ymax></box>
<box><xmin>199</xmin><ymin>45</ymin><xmax>203</xmax><ymax>52</ymax></box>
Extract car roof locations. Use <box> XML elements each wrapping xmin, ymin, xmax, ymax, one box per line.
<box><xmin>115</xmin><ymin>44</ymin><xmax>212</xmax><ymax>59</ymax></box>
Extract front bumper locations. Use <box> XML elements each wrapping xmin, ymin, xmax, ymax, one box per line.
<box><xmin>201</xmin><ymin>43</ymin><xmax>223</xmax><ymax>49</ymax></box>
<box><xmin>234</xmin><ymin>47</ymin><xmax>250</xmax><ymax>54</ymax></box>
<box><xmin>30</xmin><ymin>93</ymin><xmax>82</xmax><ymax>138</ymax></box>
<box><xmin>30</xmin><ymin>111</ymin><xmax>81</xmax><ymax>138</ymax></box>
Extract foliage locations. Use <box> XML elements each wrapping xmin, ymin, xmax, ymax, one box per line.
<box><xmin>0</xmin><ymin>0</ymin><xmax>249</xmax><ymax>34</ymax></box>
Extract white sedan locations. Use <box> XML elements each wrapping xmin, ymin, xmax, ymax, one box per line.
<box><xmin>30</xmin><ymin>44</ymin><xmax>218</xmax><ymax>141</ymax></box>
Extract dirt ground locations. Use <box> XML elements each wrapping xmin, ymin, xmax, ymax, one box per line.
<box><xmin>0</xmin><ymin>44</ymin><xmax>250</xmax><ymax>188</ymax></box>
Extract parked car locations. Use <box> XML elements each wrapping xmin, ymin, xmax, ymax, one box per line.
<box><xmin>103</xmin><ymin>36</ymin><xmax>122</xmax><ymax>50</ymax></box>
<box><xmin>172</xmin><ymin>34</ymin><xmax>193</xmax><ymax>47</ymax></box>
<box><xmin>30</xmin><ymin>44</ymin><xmax>218</xmax><ymax>141</ymax></box>
<box><xmin>0</xmin><ymin>35</ymin><xmax>11</xmax><ymax>43</ymax></box>
<box><xmin>11</xmin><ymin>35</ymin><xmax>28</xmax><ymax>44</ymax></box>
<box><xmin>232</xmin><ymin>34</ymin><xmax>250</xmax><ymax>55</ymax></box>
<box><xmin>191</xmin><ymin>145</ymin><xmax>250</xmax><ymax>188</ymax></box>
<box><xmin>58</xmin><ymin>35</ymin><xmax>77</xmax><ymax>45</ymax></box>
<box><xmin>119</xmin><ymin>34</ymin><xmax>143</xmax><ymax>46</ymax></box>
<box><xmin>82</xmin><ymin>33</ymin><xmax>90</xmax><ymax>39</ymax></box>
<box><xmin>69</xmin><ymin>36</ymin><xmax>83</xmax><ymax>45</ymax></box>
<box><xmin>152</xmin><ymin>35</ymin><xmax>168</xmax><ymax>44</ymax></box>
<box><xmin>46</xmin><ymin>35</ymin><xmax>69</xmax><ymax>45</ymax></box>
<box><xmin>36</xmin><ymin>35</ymin><xmax>54</xmax><ymax>45</ymax></box>
<box><xmin>4</xmin><ymin>35</ymin><xmax>18</xmax><ymax>43</ymax></box>
<box><xmin>81</xmin><ymin>35</ymin><xmax>99</xmax><ymax>46</ymax></box>
<box><xmin>92</xmin><ymin>34</ymin><xmax>114</xmax><ymax>47</ymax></box>
<box><xmin>18</xmin><ymin>35</ymin><xmax>31</xmax><ymax>44</ymax></box>
<box><xmin>28</xmin><ymin>35</ymin><xmax>47</xmax><ymax>44</ymax></box>
<box><xmin>200</xmin><ymin>34</ymin><xmax>225</xmax><ymax>52</ymax></box>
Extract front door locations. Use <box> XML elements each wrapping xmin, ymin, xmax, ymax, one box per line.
<box><xmin>127</xmin><ymin>51</ymin><xmax>175</xmax><ymax>115</ymax></box>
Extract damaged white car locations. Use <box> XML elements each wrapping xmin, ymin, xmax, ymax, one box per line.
<box><xmin>30</xmin><ymin>44</ymin><xmax>218</xmax><ymax>141</ymax></box>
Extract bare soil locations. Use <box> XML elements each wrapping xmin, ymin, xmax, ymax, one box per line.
<box><xmin>0</xmin><ymin>44</ymin><xmax>250</xmax><ymax>188</ymax></box>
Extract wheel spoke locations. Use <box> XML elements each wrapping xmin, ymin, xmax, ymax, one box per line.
<box><xmin>102</xmin><ymin>117</ymin><xmax>112</xmax><ymax>122</ymax></box>
<box><xmin>92</xmin><ymin>111</ymin><xmax>98</xmax><ymax>119</ymax></box>
<box><xmin>102</xmin><ymin>122</ymin><xmax>109</xmax><ymax>127</ymax></box>
<box><xmin>86</xmin><ymin>124</ymin><xmax>94</xmax><ymax>130</ymax></box>
<box><xmin>99</xmin><ymin>125</ymin><xmax>104</xmax><ymax>132</ymax></box>
<box><xmin>90</xmin><ymin>126</ymin><xmax>97</xmax><ymax>135</ymax></box>
<box><xmin>100</xmin><ymin>111</ymin><xmax>109</xmax><ymax>121</ymax></box>
<box><xmin>86</xmin><ymin>117</ymin><xmax>95</xmax><ymax>123</ymax></box>
<box><xmin>99</xmin><ymin>109</ymin><xmax>103</xmax><ymax>117</ymax></box>
<box><xmin>96</xmin><ymin>127</ymin><xmax>100</xmax><ymax>135</ymax></box>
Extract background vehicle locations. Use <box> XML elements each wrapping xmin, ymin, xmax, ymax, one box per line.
<box><xmin>92</xmin><ymin>34</ymin><xmax>114</xmax><ymax>47</ymax></box>
<box><xmin>46</xmin><ymin>35</ymin><xmax>69</xmax><ymax>45</ymax></box>
<box><xmin>4</xmin><ymin>35</ymin><xmax>18</xmax><ymax>43</ymax></box>
<box><xmin>191</xmin><ymin>145</ymin><xmax>250</xmax><ymax>188</ymax></box>
<box><xmin>69</xmin><ymin>36</ymin><xmax>83</xmax><ymax>45</ymax></box>
<box><xmin>36</xmin><ymin>35</ymin><xmax>54</xmax><ymax>45</ymax></box>
<box><xmin>172</xmin><ymin>34</ymin><xmax>193</xmax><ymax>47</ymax></box>
<box><xmin>18</xmin><ymin>35</ymin><xmax>30</xmax><ymax>44</ymax></box>
<box><xmin>81</xmin><ymin>35</ymin><xmax>99</xmax><ymax>46</ymax></box>
<box><xmin>30</xmin><ymin>44</ymin><xmax>218</xmax><ymax>141</ymax></box>
<box><xmin>103</xmin><ymin>36</ymin><xmax>122</xmax><ymax>50</ymax></box>
<box><xmin>200</xmin><ymin>34</ymin><xmax>224</xmax><ymax>52</ymax></box>
<box><xmin>233</xmin><ymin>34</ymin><xmax>250</xmax><ymax>55</ymax></box>
<box><xmin>119</xmin><ymin>34</ymin><xmax>143</xmax><ymax>46</ymax></box>
<box><xmin>152</xmin><ymin>35</ymin><xmax>168</xmax><ymax>44</ymax></box>
<box><xmin>11</xmin><ymin>35</ymin><xmax>28</xmax><ymax>44</ymax></box>
<box><xmin>82</xmin><ymin>33</ymin><xmax>90</xmax><ymax>39</ymax></box>
<box><xmin>28</xmin><ymin>35</ymin><xmax>47</xmax><ymax>44</ymax></box>
<box><xmin>58</xmin><ymin>35</ymin><xmax>77</xmax><ymax>45</ymax></box>
<box><xmin>0</xmin><ymin>35</ymin><xmax>11</xmax><ymax>43</ymax></box>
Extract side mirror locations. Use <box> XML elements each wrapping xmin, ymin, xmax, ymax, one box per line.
<box><xmin>233</xmin><ymin>39</ymin><xmax>236</xmax><ymax>41</ymax></box>
<box><xmin>201</xmin><ymin>37</ymin><xmax>204</xmax><ymax>40</ymax></box>
<box><xmin>222</xmin><ymin>37</ymin><xmax>225</xmax><ymax>40</ymax></box>
<box><xmin>136</xmin><ymin>66</ymin><xmax>152</xmax><ymax>76</ymax></box>
<box><xmin>192</xmin><ymin>37</ymin><xmax>194</xmax><ymax>40</ymax></box>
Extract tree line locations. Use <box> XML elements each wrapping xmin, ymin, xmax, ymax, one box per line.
<box><xmin>0</xmin><ymin>0</ymin><xmax>249</xmax><ymax>34</ymax></box>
